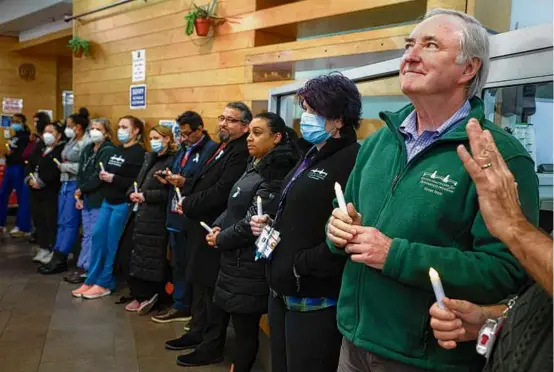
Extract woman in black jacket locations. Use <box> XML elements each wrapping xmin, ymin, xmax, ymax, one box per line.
<box><xmin>250</xmin><ymin>74</ymin><xmax>361</xmax><ymax>372</ymax></box>
<box><xmin>122</xmin><ymin>125</ymin><xmax>176</xmax><ymax>314</ymax></box>
<box><xmin>25</xmin><ymin>121</ymin><xmax>66</xmax><ymax>262</ymax></box>
<box><xmin>204</xmin><ymin>112</ymin><xmax>299</xmax><ymax>372</ymax></box>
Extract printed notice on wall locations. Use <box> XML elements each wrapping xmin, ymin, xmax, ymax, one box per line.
<box><xmin>2</xmin><ymin>98</ymin><xmax>23</xmax><ymax>114</ymax></box>
<box><xmin>159</xmin><ymin>119</ymin><xmax>179</xmax><ymax>140</ymax></box>
<box><xmin>130</xmin><ymin>84</ymin><xmax>147</xmax><ymax>110</ymax></box>
<box><xmin>132</xmin><ymin>49</ymin><xmax>146</xmax><ymax>82</ymax></box>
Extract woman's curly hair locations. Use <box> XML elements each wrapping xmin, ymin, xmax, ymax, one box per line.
<box><xmin>296</xmin><ymin>72</ymin><xmax>362</xmax><ymax>130</ymax></box>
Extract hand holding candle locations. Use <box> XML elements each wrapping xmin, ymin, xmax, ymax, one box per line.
<box><xmin>200</xmin><ymin>221</ymin><xmax>214</xmax><ymax>234</ymax></box>
<box><xmin>132</xmin><ymin>181</ymin><xmax>139</xmax><ymax>212</ymax></box>
<box><xmin>429</xmin><ymin>267</ymin><xmax>446</xmax><ymax>309</ymax></box>
<box><xmin>175</xmin><ymin>186</ymin><xmax>183</xmax><ymax>203</ymax></box>
<box><xmin>29</xmin><ymin>172</ymin><xmax>38</xmax><ymax>183</ymax></box>
<box><xmin>257</xmin><ymin>196</ymin><xmax>263</xmax><ymax>217</ymax></box>
<box><xmin>99</xmin><ymin>161</ymin><xmax>105</xmax><ymax>172</ymax></box>
<box><xmin>334</xmin><ymin>182</ymin><xmax>347</xmax><ymax>213</ymax></box>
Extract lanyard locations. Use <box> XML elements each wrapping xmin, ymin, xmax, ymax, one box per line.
<box><xmin>273</xmin><ymin>146</ymin><xmax>317</xmax><ymax>224</ymax></box>
<box><xmin>205</xmin><ymin>142</ymin><xmax>226</xmax><ymax>166</ymax></box>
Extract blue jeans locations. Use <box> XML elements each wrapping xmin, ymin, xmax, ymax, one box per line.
<box><xmin>170</xmin><ymin>230</ymin><xmax>191</xmax><ymax>312</ymax></box>
<box><xmin>0</xmin><ymin>165</ymin><xmax>32</xmax><ymax>231</ymax></box>
<box><xmin>77</xmin><ymin>207</ymin><xmax>100</xmax><ymax>271</ymax></box>
<box><xmin>55</xmin><ymin>181</ymin><xmax>81</xmax><ymax>255</ymax></box>
<box><xmin>85</xmin><ymin>201</ymin><xmax>129</xmax><ymax>290</ymax></box>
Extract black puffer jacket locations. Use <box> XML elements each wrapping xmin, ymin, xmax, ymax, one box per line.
<box><xmin>213</xmin><ymin>143</ymin><xmax>299</xmax><ymax>314</ymax></box>
<box><xmin>127</xmin><ymin>151</ymin><xmax>175</xmax><ymax>282</ymax></box>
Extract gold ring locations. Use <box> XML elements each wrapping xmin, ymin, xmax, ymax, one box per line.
<box><xmin>481</xmin><ymin>163</ymin><xmax>493</xmax><ymax>169</ymax></box>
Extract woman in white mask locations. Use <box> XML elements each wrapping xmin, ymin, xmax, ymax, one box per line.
<box><xmin>119</xmin><ymin>125</ymin><xmax>176</xmax><ymax>314</ymax></box>
<box><xmin>63</xmin><ymin>118</ymin><xmax>116</xmax><ymax>285</ymax></box>
<box><xmin>72</xmin><ymin>115</ymin><xmax>146</xmax><ymax>300</ymax></box>
<box><xmin>25</xmin><ymin>121</ymin><xmax>65</xmax><ymax>267</ymax></box>
<box><xmin>38</xmin><ymin>109</ymin><xmax>92</xmax><ymax>275</ymax></box>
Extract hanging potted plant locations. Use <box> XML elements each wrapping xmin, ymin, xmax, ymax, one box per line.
<box><xmin>67</xmin><ymin>36</ymin><xmax>90</xmax><ymax>58</ymax></box>
<box><xmin>185</xmin><ymin>0</ymin><xmax>220</xmax><ymax>37</ymax></box>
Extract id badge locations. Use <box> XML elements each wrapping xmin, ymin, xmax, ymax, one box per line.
<box><xmin>255</xmin><ymin>226</ymin><xmax>281</xmax><ymax>260</ymax></box>
<box><xmin>170</xmin><ymin>194</ymin><xmax>180</xmax><ymax>213</ymax></box>
<box><xmin>476</xmin><ymin>317</ymin><xmax>505</xmax><ymax>359</ymax></box>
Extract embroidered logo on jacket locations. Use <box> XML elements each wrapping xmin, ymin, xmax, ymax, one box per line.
<box><xmin>308</xmin><ymin>168</ymin><xmax>328</xmax><ymax>180</ymax></box>
<box><xmin>108</xmin><ymin>155</ymin><xmax>125</xmax><ymax>168</ymax></box>
<box><xmin>420</xmin><ymin>170</ymin><xmax>458</xmax><ymax>196</ymax></box>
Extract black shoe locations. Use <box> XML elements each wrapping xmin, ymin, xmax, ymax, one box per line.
<box><xmin>29</xmin><ymin>231</ymin><xmax>37</xmax><ymax>244</ymax></box>
<box><xmin>63</xmin><ymin>270</ymin><xmax>85</xmax><ymax>284</ymax></box>
<box><xmin>176</xmin><ymin>351</ymin><xmax>223</xmax><ymax>367</ymax></box>
<box><xmin>38</xmin><ymin>251</ymin><xmax>68</xmax><ymax>275</ymax></box>
<box><xmin>151</xmin><ymin>307</ymin><xmax>191</xmax><ymax>324</ymax></box>
<box><xmin>165</xmin><ymin>334</ymin><xmax>200</xmax><ymax>351</ymax></box>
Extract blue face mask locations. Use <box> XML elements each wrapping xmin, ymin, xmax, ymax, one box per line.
<box><xmin>11</xmin><ymin>123</ymin><xmax>23</xmax><ymax>132</ymax></box>
<box><xmin>300</xmin><ymin>112</ymin><xmax>330</xmax><ymax>145</ymax></box>
<box><xmin>117</xmin><ymin>128</ymin><xmax>131</xmax><ymax>144</ymax></box>
<box><xmin>150</xmin><ymin>139</ymin><xmax>165</xmax><ymax>153</ymax></box>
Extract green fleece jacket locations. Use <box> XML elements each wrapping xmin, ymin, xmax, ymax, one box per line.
<box><xmin>329</xmin><ymin>97</ymin><xmax>539</xmax><ymax>372</ymax></box>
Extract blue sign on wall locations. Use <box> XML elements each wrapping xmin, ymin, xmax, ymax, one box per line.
<box><xmin>1</xmin><ymin>115</ymin><xmax>11</xmax><ymax>128</ymax></box>
<box><xmin>130</xmin><ymin>84</ymin><xmax>147</xmax><ymax>110</ymax></box>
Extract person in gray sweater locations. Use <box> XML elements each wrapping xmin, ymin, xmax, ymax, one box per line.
<box><xmin>39</xmin><ymin>111</ymin><xmax>91</xmax><ymax>275</ymax></box>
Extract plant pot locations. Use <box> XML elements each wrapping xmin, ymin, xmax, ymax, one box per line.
<box><xmin>73</xmin><ymin>48</ymin><xmax>84</xmax><ymax>58</ymax></box>
<box><xmin>194</xmin><ymin>18</ymin><xmax>212</xmax><ymax>36</ymax></box>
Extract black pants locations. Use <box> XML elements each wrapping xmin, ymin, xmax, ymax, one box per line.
<box><xmin>128</xmin><ymin>276</ymin><xmax>164</xmax><ymax>302</ymax></box>
<box><xmin>31</xmin><ymin>195</ymin><xmax>58</xmax><ymax>250</ymax></box>
<box><xmin>188</xmin><ymin>284</ymin><xmax>230</xmax><ymax>358</ymax></box>
<box><xmin>232</xmin><ymin>312</ymin><xmax>263</xmax><ymax>372</ymax></box>
<box><xmin>117</xmin><ymin>215</ymin><xmax>135</xmax><ymax>280</ymax></box>
<box><xmin>268</xmin><ymin>292</ymin><xmax>343</xmax><ymax>372</ymax></box>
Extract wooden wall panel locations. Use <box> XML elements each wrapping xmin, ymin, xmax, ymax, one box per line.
<box><xmin>0</xmin><ymin>37</ymin><xmax>59</xmax><ymax>151</ymax></box>
<box><xmin>73</xmin><ymin>0</ymin><xmax>472</xmax><ymax>138</ymax></box>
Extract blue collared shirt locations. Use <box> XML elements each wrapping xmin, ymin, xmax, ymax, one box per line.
<box><xmin>399</xmin><ymin>100</ymin><xmax>471</xmax><ymax>162</ymax></box>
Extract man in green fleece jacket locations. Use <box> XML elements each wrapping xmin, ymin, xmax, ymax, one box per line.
<box><xmin>326</xmin><ymin>8</ymin><xmax>539</xmax><ymax>372</ymax></box>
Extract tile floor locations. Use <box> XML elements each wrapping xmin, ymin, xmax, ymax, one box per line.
<box><xmin>0</xmin><ymin>232</ymin><xmax>267</xmax><ymax>372</ymax></box>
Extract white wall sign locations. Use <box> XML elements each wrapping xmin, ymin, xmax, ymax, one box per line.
<box><xmin>2</xmin><ymin>97</ymin><xmax>23</xmax><ymax>114</ymax></box>
<box><xmin>132</xmin><ymin>49</ymin><xmax>146</xmax><ymax>82</ymax></box>
<box><xmin>130</xmin><ymin>84</ymin><xmax>147</xmax><ymax>110</ymax></box>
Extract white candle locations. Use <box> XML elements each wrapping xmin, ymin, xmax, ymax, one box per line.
<box><xmin>133</xmin><ymin>181</ymin><xmax>138</xmax><ymax>193</ymax></box>
<box><xmin>132</xmin><ymin>181</ymin><xmax>139</xmax><ymax>212</ymax></box>
<box><xmin>53</xmin><ymin>158</ymin><xmax>61</xmax><ymax>166</ymax></box>
<box><xmin>200</xmin><ymin>221</ymin><xmax>213</xmax><ymax>234</ymax></box>
<box><xmin>175</xmin><ymin>186</ymin><xmax>183</xmax><ymax>202</ymax></box>
<box><xmin>334</xmin><ymin>182</ymin><xmax>348</xmax><ymax>213</ymax></box>
<box><xmin>99</xmin><ymin>161</ymin><xmax>105</xmax><ymax>172</ymax></box>
<box><xmin>5</xmin><ymin>143</ymin><xmax>10</xmax><ymax>150</ymax></box>
<box><xmin>429</xmin><ymin>267</ymin><xmax>446</xmax><ymax>309</ymax></box>
<box><xmin>29</xmin><ymin>172</ymin><xmax>37</xmax><ymax>183</ymax></box>
<box><xmin>257</xmin><ymin>196</ymin><xmax>263</xmax><ymax>217</ymax></box>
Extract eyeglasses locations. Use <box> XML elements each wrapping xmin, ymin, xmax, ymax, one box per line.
<box><xmin>218</xmin><ymin>115</ymin><xmax>244</xmax><ymax>124</ymax></box>
<box><xmin>180</xmin><ymin>130</ymin><xmax>194</xmax><ymax>138</ymax></box>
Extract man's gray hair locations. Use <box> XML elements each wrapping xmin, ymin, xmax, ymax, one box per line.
<box><xmin>424</xmin><ymin>8</ymin><xmax>490</xmax><ymax>98</ymax></box>
<box><xmin>226</xmin><ymin>101</ymin><xmax>253</xmax><ymax>124</ymax></box>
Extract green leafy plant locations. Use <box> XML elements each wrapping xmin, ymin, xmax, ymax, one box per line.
<box><xmin>67</xmin><ymin>36</ymin><xmax>90</xmax><ymax>57</ymax></box>
<box><xmin>184</xmin><ymin>0</ymin><xmax>219</xmax><ymax>36</ymax></box>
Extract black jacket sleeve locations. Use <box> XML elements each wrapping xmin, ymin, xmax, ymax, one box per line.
<box><xmin>215</xmin><ymin>178</ymin><xmax>283</xmax><ymax>251</ymax></box>
<box><xmin>294</xmin><ymin>241</ymin><xmax>347</xmax><ymax>279</ymax></box>
<box><xmin>79</xmin><ymin>146</ymin><xmax>116</xmax><ymax>194</ymax></box>
<box><xmin>182</xmin><ymin>152</ymin><xmax>247</xmax><ymax>219</ymax></box>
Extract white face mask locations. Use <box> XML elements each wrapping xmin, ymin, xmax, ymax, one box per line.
<box><xmin>90</xmin><ymin>129</ymin><xmax>105</xmax><ymax>144</ymax></box>
<box><xmin>43</xmin><ymin>132</ymin><xmax>56</xmax><ymax>146</ymax></box>
<box><xmin>64</xmin><ymin>127</ymin><xmax>75</xmax><ymax>139</ymax></box>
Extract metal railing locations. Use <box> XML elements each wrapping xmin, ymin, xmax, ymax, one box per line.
<box><xmin>64</xmin><ymin>0</ymin><xmax>145</xmax><ymax>22</ymax></box>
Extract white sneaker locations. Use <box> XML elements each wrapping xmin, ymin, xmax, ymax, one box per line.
<box><xmin>32</xmin><ymin>249</ymin><xmax>51</xmax><ymax>263</ymax></box>
<box><xmin>9</xmin><ymin>227</ymin><xmax>20</xmax><ymax>234</ymax></box>
<box><xmin>40</xmin><ymin>251</ymin><xmax>54</xmax><ymax>265</ymax></box>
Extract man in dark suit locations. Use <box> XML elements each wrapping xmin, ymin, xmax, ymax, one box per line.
<box><xmin>165</xmin><ymin>102</ymin><xmax>252</xmax><ymax>367</ymax></box>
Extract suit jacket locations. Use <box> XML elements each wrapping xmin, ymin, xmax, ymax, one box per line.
<box><xmin>182</xmin><ymin>133</ymin><xmax>249</xmax><ymax>287</ymax></box>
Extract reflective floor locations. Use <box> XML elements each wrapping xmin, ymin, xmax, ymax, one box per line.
<box><xmin>0</xmin><ymin>232</ymin><xmax>266</xmax><ymax>372</ymax></box>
